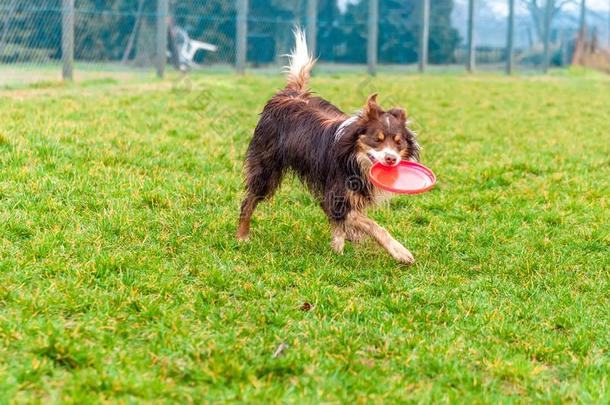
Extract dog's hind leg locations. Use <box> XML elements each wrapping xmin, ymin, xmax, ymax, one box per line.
<box><xmin>237</xmin><ymin>163</ymin><xmax>282</xmax><ymax>241</ymax></box>
<box><xmin>237</xmin><ymin>194</ymin><xmax>259</xmax><ymax>241</ymax></box>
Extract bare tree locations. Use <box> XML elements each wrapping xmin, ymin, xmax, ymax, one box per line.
<box><xmin>521</xmin><ymin>0</ymin><xmax>576</xmax><ymax>42</ymax></box>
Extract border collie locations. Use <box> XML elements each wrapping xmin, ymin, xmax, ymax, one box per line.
<box><xmin>237</xmin><ymin>29</ymin><xmax>420</xmax><ymax>264</ymax></box>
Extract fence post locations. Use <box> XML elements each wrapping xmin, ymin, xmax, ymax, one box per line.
<box><xmin>418</xmin><ymin>0</ymin><xmax>430</xmax><ymax>73</ymax></box>
<box><xmin>542</xmin><ymin>0</ymin><xmax>553</xmax><ymax>73</ymax></box>
<box><xmin>466</xmin><ymin>0</ymin><xmax>475</xmax><ymax>72</ymax></box>
<box><xmin>578</xmin><ymin>0</ymin><xmax>586</xmax><ymax>37</ymax></box>
<box><xmin>236</xmin><ymin>0</ymin><xmax>248</xmax><ymax>74</ymax></box>
<box><xmin>156</xmin><ymin>0</ymin><xmax>168</xmax><ymax>78</ymax></box>
<box><xmin>560</xmin><ymin>29</ymin><xmax>568</xmax><ymax>65</ymax></box>
<box><xmin>367</xmin><ymin>0</ymin><xmax>379</xmax><ymax>75</ymax></box>
<box><xmin>307</xmin><ymin>0</ymin><xmax>317</xmax><ymax>58</ymax></box>
<box><xmin>61</xmin><ymin>0</ymin><xmax>74</xmax><ymax>81</ymax></box>
<box><xmin>506</xmin><ymin>0</ymin><xmax>515</xmax><ymax>74</ymax></box>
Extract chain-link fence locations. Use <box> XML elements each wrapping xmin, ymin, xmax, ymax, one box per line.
<box><xmin>1</xmin><ymin>0</ymin><xmax>609</xmax><ymax>87</ymax></box>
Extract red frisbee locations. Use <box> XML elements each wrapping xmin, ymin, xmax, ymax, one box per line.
<box><xmin>370</xmin><ymin>161</ymin><xmax>437</xmax><ymax>194</ymax></box>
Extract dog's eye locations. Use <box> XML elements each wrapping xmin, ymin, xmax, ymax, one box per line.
<box><xmin>394</xmin><ymin>134</ymin><xmax>402</xmax><ymax>144</ymax></box>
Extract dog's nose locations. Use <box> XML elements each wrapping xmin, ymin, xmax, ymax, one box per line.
<box><xmin>384</xmin><ymin>154</ymin><xmax>397</xmax><ymax>166</ymax></box>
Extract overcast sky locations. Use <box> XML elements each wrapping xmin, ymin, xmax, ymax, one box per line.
<box><xmin>479</xmin><ymin>0</ymin><xmax>610</xmax><ymax>15</ymax></box>
<box><xmin>334</xmin><ymin>0</ymin><xmax>610</xmax><ymax>48</ymax></box>
<box><xmin>338</xmin><ymin>0</ymin><xmax>610</xmax><ymax>14</ymax></box>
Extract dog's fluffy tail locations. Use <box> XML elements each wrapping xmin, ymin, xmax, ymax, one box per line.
<box><xmin>285</xmin><ymin>27</ymin><xmax>315</xmax><ymax>92</ymax></box>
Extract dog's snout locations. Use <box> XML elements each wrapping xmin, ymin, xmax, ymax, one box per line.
<box><xmin>384</xmin><ymin>154</ymin><xmax>398</xmax><ymax>166</ymax></box>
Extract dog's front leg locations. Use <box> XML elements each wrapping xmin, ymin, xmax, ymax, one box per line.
<box><xmin>345</xmin><ymin>226</ymin><xmax>366</xmax><ymax>244</ymax></box>
<box><xmin>330</xmin><ymin>225</ymin><xmax>346</xmax><ymax>254</ymax></box>
<box><xmin>346</xmin><ymin>211</ymin><xmax>415</xmax><ymax>264</ymax></box>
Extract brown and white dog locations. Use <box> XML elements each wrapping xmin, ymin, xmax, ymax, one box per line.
<box><xmin>237</xmin><ymin>29</ymin><xmax>420</xmax><ymax>264</ymax></box>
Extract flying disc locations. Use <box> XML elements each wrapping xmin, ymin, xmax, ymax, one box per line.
<box><xmin>370</xmin><ymin>161</ymin><xmax>436</xmax><ymax>194</ymax></box>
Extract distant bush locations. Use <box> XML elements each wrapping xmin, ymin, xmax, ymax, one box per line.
<box><xmin>0</xmin><ymin>44</ymin><xmax>54</xmax><ymax>63</ymax></box>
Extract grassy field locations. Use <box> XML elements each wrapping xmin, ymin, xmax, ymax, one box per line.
<box><xmin>0</xmin><ymin>69</ymin><xmax>609</xmax><ymax>403</ymax></box>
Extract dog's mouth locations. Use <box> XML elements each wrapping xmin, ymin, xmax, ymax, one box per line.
<box><xmin>367</xmin><ymin>152</ymin><xmax>401</xmax><ymax>167</ymax></box>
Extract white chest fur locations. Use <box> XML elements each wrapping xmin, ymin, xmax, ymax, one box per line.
<box><xmin>374</xmin><ymin>188</ymin><xmax>394</xmax><ymax>205</ymax></box>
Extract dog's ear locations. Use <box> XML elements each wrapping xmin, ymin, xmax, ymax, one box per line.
<box><xmin>388</xmin><ymin>108</ymin><xmax>407</xmax><ymax>123</ymax></box>
<box><xmin>362</xmin><ymin>93</ymin><xmax>382</xmax><ymax>121</ymax></box>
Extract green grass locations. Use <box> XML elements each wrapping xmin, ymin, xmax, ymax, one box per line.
<box><xmin>0</xmin><ymin>71</ymin><xmax>609</xmax><ymax>403</ymax></box>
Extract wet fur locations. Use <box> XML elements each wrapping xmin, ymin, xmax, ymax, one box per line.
<box><xmin>237</xmin><ymin>29</ymin><xmax>421</xmax><ymax>264</ymax></box>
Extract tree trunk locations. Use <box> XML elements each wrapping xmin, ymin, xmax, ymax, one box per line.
<box><xmin>542</xmin><ymin>0</ymin><xmax>553</xmax><ymax>72</ymax></box>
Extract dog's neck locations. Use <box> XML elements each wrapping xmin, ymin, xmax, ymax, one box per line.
<box><xmin>334</xmin><ymin>115</ymin><xmax>359</xmax><ymax>143</ymax></box>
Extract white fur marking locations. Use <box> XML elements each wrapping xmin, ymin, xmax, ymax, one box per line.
<box><xmin>375</xmin><ymin>189</ymin><xmax>394</xmax><ymax>205</ymax></box>
<box><xmin>334</xmin><ymin>116</ymin><xmax>359</xmax><ymax>142</ymax></box>
<box><xmin>368</xmin><ymin>147</ymin><xmax>401</xmax><ymax>166</ymax></box>
<box><xmin>285</xmin><ymin>27</ymin><xmax>314</xmax><ymax>82</ymax></box>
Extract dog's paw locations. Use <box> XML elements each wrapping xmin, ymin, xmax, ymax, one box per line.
<box><xmin>331</xmin><ymin>237</ymin><xmax>345</xmax><ymax>254</ymax></box>
<box><xmin>236</xmin><ymin>232</ymin><xmax>250</xmax><ymax>242</ymax></box>
<box><xmin>388</xmin><ymin>240</ymin><xmax>415</xmax><ymax>264</ymax></box>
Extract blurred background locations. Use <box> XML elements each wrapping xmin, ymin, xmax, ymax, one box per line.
<box><xmin>1</xmin><ymin>0</ymin><xmax>609</xmax><ymax>87</ymax></box>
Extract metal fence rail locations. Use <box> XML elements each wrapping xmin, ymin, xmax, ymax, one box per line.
<box><xmin>0</xmin><ymin>0</ymin><xmax>608</xmax><ymax>86</ymax></box>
